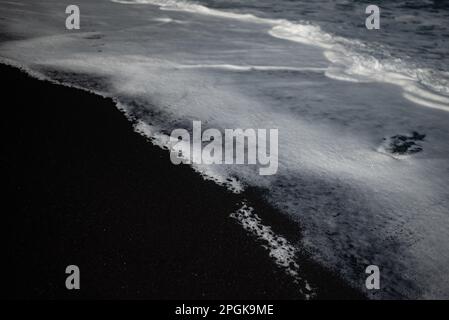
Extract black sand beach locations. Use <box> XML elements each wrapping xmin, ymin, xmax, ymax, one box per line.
<box><xmin>1</xmin><ymin>64</ymin><xmax>364</xmax><ymax>300</ymax></box>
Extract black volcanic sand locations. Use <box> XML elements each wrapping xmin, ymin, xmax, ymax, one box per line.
<box><xmin>1</xmin><ymin>64</ymin><xmax>364</xmax><ymax>300</ymax></box>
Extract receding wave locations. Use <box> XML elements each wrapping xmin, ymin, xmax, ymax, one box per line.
<box><xmin>112</xmin><ymin>0</ymin><xmax>449</xmax><ymax>112</ymax></box>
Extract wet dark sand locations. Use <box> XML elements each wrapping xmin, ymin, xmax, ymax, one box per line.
<box><xmin>0</xmin><ymin>64</ymin><xmax>364</xmax><ymax>300</ymax></box>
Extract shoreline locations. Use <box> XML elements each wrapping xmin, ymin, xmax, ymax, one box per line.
<box><xmin>1</xmin><ymin>63</ymin><xmax>364</xmax><ymax>299</ymax></box>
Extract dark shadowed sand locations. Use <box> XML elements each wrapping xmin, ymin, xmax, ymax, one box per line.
<box><xmin>0</xmin><ymin>64</ymin><xmax>364</xmax><ymax>300</ymax></box>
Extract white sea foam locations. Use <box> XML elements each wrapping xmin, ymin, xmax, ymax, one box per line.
<box><xmin>112</xmin><ymin>0</ymin><xmax>270</xmax><ymax>23</ymax></box>
<box><xmin>176</xmin><ymin>64</ymin><xmax>326</xmax><ymax>73</ymax></box>
<box><xmin>230</xmin><ymin>203</ymin><xmax>314</xmax><ymax>299</ymax></box>
<box><xmin>153</xmin><ymin>17</ymin><xmax>173</xmax><ymax>23</ymax></box>
<box><xmin>134</xmin><ymin>120</ymin><xmax>245</xmax><ymax>194</ymax></box>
